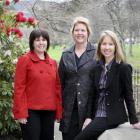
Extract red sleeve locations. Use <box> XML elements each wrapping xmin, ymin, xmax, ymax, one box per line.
<box><xmin>13</xmin><ymin>55</ymin><xmax>29</xmax><ymax>119</ymax></box>
<box><xmin>55</xmin><ymin>61</ymin><xmax>63</xmax><ymax>120</ymax></box>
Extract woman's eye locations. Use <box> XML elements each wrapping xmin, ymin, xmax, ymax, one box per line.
<box><xmin>81</xmin><ymin>29</ymin><xmax>86</xmax><ymax>32</ymax></box>
<box><xmin>74</xmin><ymin>29</ymin><xmax>79</xmax><ymax>32</ymax></box>
<box><xmin>102</xmin><ymin>43</ymin><xmax>106</xmax><ymax>45</ymax></box>
<box><xmin>35</xmin><ymin>39</ymin><xmax>39</xmax><ymax>41</ymax></box>
<box><xmin>42</xmin><ymin>39</ymin><xmax>46</xmax><ymax>41</ymax></box>
<box><xmin>110</xmin><ymin>43</ymin><xmax>114</xmax><ymax>46</ymax></box>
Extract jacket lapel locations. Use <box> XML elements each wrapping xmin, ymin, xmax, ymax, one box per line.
<box><xmin>95</xmin><ymin>61</ymin><xmax>119</xmax><ymax>90</ymax></box>
<box><xmin>78</xmin><ymin>52</ymin><xmax>89</xmax><ymax>68</ymax></box>
<box><xmin>95</xmin><ymin>65</ymin><xmax>102</xmax><ymax>89</ymax></box>
<box><xmin>65</xmin><ymin>46</ymin><xmax>77</xmax><ymax>72</ymax></box>
<box><xmin>78</xmin><ymin>43</ymin><xmax>95</xmax><ymax>69</ymax></box>
<box><xmin>106</xmin><ymin>61</ymin><xmax>119</xmax><ymax>89</ymax></box>
<box><xmin>64</xmin><ymin>43</ymin><xmax>95</xmax><ymax>72</ymax></box>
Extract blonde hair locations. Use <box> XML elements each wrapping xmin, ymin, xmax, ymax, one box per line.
<box><xmin>96</xmin><ymin>30</ymin><xmax>125</xmax><ymax>63</ymax></box>
<box><xmin>70</xmin><ymin>16</ymin><xmax>92</xmax><ymax>41</ymax></box>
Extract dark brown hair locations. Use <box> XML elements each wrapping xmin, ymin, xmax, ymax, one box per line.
<box><xmin>29</xmin><ymin>29</ymin><xmax>50</xmax><ymax>51</ymax></box>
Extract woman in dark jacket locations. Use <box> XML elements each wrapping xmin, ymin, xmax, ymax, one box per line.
<box><xmin>58</xmin><ymin>17</ymin><xmax>96</xmax><ymax>140</ymax></box>
<box><xmin>74</xmin><ymin>30</ymin><xmax>140</xmax><ymax>140</ymax></box>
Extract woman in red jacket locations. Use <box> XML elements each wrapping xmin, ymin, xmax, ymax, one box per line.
<box><xmin>13</xmin><ymin>29</ymin><xmax>62</xmax><ymax>140</ymax></box>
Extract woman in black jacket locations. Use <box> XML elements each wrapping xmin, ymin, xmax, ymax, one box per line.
<box><xmin>58</xmin><ymin>17</ymin><xmax>96</xmax><ymax>140</ymax></box>
<box><xmin>74</xmin><ymin>30</ymin><xmax>140</xmax><ymax>140</ymax></box>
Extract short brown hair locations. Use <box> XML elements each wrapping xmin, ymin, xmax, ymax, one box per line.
<box><xmin>29</xmin><ymin>29</ymin><xmax>50</xmax><ymax>51</ymax></box>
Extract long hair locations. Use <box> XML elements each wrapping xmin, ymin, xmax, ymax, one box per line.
<box><xmin>96</xmin><ymin>30</ymin><xmax>125</xmax><ymax>63</ymax></box>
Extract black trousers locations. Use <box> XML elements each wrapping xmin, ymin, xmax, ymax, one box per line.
<box><xmin>20</xmin><ymin>110</ymin><xmax>55</xmax><ymax>140</ymax></box>
<box><xmin>74</xmin><ymin>117</ymin><xmax>118</xmax><ymax>140</ymax></box>
<box><xmin>62</xmin><ymin>107</ymin><xmax>81</xmax><ymax>140</ymax></box>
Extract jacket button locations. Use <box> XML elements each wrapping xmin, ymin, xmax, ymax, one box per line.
<box><xmin>40</xmin><ymin>70</ymin><xmax>43</xmax><ymax>73</ymax></box>
<box><xmin>78</xmin><ymin>92</ymin><xmax>80</xmax><ymax>95</ymax></box>
<box><xmin>106</xmin><ymin>93</ymin><xmax>109</xmax><ymax>96</ymax></box>
<box><xmin>77</xmin><ymin>83</ymin><xmax>80</xmax><ymax>86</ymax></box>
<box><xmin>107</xmin><ymin>103</ymin><xmax>110</xmax><ymax>106</ymax></box>
<box><xmin>78</xmin><ymin>101</ymin><xmax>81</xmax><ymax>105</ymax></box>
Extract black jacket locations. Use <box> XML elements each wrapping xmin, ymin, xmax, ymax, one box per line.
<box><xmin>87</xmin><ymin>60</ymin><xmax>138</xmax><ymax>125</ymax></box>
<box><xmin>59</xmin><ymin>43</ymin><xmax>96</xmax><ymax>132</ymax></box>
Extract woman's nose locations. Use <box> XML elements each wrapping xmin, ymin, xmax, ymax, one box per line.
<box><xmin>39</xmin><ymin>40</ymin><xmax>44</xmax><ymax>44</ymax></box>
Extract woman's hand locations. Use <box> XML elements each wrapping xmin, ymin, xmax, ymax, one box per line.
<box><xmin>82</xmin><ymin>118</ymin><xmax>92</xmax><ymax>130</ymax></box>
<box><xmin>132</xmin><ymin>122</ymin><xmax>140</xmax><ymax>129</ymax></box>
<box><xmin>17</xmin><ymin>118</ymin><xmax>27</xmax><ymax>124</ymax></box>
<box><xmin>56</xmin><ymin>119</ymin><xmax>61</xmax><ymax>123</ymax></box>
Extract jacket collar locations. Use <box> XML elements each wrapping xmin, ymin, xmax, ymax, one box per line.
<box><xmin>27</xmin><ymin>51</ymin><xmax>52</xmax><ymax>64</ymax></box>
<box><xmin>95</xmin><ymin>60</ymin><xmax>120</xmax><ymax>89</ymax></box>
<box><xmin>105</xmin><ymin>60</ymin><xmax>119</xmax><ymax>88</ymax></box>
<box><xmin>64</xmin><ymin>42</ymin><xmax>95</xmax><ymax>71</ymax></box>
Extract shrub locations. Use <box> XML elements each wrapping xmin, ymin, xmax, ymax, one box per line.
<box><xmin>0</xmin><ymin>0</ymin><xmax>36</xmax><ymax>135</ymax></box>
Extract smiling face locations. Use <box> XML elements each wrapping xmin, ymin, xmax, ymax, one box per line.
<box><xmin>33</xmin><ymin>36</ymin><xmax>47</xmax><ymax>54</ymax></box>
<box><xmin>100</xmin><ymin>35</ymin><xmax>115</xmax><ymax>63</ymax></box>
<box><xmin>72</xmin><ymin>23</ymin><xmax>88</xmax><ymax>45</ymax></box>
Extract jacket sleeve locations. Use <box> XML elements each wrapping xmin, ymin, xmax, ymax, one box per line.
<box><xmin>120</xmin><ymin>63</ymin><xmax>138</xmax><ymax>124</ymax></box>
<box><xmin>86</xmin><ymin>68</ymin><xmax>96</xmax><ymax>119</ymax></box>
<box><xmin>13</xmin><ymin>55</ymin><xmax>28</xmax><ymax>119</ymax></box>
<box><xmin>58</xmin><ymin>55</ymin><xmax>66</xmax><ymax>91</ymax></box>
<box><xmin>55</xmin><ymin>61</ymin><xmax>63</xmax><ymax>120</ymax></box>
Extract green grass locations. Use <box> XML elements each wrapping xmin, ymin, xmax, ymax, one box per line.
<box><xmin>125</xmin><ymin>44</ymin><xmax>140</xmax><ymax>70</ymax></box>
<box><xmin>48</xmin><ymin>44</ymin><xmax>140</xmax><ymax>70</ymax></box>
<box><xmin>48</xmin><ymin>46</ymin><xmax>63</xmax><ymax>62</ymax></box>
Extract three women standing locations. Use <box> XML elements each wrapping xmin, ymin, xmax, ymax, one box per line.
<box><xmin>59</xmin><ymin>17</ymin><xmax>96</xmax><ymax>140</ymax></box>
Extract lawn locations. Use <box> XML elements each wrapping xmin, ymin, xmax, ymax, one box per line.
<box><xmin>125</xmin><ymin>44</ymin><xmax>140</xmax><ymax>70</ymax></box>
<box><xmin>48</xmin><ymin>46</ymin><xmax>63</xmax><ymax>62</ymax></box>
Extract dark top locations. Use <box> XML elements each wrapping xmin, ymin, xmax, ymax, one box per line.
<box><xmin>87</xmin><ymin>60</ymin><xmax>138</xmax><ymax>125</ymax></box>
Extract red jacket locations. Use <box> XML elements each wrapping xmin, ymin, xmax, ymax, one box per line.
<box><xmin>13</xmin><ymin>51</ymin><xmax>62</xmax><ymax>120</ymax></box>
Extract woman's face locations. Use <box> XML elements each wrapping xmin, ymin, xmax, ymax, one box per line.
<box><xmin>73</xmin><ymin>23</ymin><xmax>88</xmax><ymax>45</ymax></box>
<box><xmin>33</xmin><ymin>36</ymin><xmax>47</xmax><ymax>54</ymax></box>
<box><xmin>100</xmin><ymin>36</ymin><xmax>115</xmax><ymax>62</ymax></box>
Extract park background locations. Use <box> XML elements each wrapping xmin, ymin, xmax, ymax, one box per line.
<box><xmin>0</xmin><ymin>0</ymin><xmax>140</xmax><ymax>139</ymax></box>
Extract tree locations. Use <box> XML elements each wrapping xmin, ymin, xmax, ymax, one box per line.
<box><xmin>104</xmin><ymin>0</ymin><xmax>126</xmax><ymax>45</ymax></box>
<box><xmin>104</xmin><ymin>0</ymin><xmax>140</xmax><ymax>56</ymax></box>
<box><xmin>126</xmin><ymin>0</ymin><xmax>140</xmax><ymax>56</ymax></box>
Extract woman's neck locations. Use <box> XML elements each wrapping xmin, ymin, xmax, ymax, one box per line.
<box><xmin>35</xmin><ymin>51</ymin><xmax>45</xmax><ymax>60</ymax></box>
<box><xmin>75</xmin><ymin>42</ymin><xmax>87</xmax><ymax>50</ymax></box>
<box><xmin>75</xmin><ymin>42</ymin><xmax>87</xmax><ymax>57</ymax></box>
<box><xmin>105</xmin><ymin>56</ymin><xmax>114</xmax><ymax>65</ymax></box>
